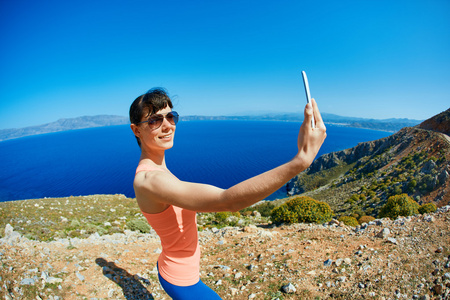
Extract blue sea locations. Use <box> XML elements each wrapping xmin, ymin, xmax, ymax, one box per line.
<box><xmin>0</xmin><ymin>121</ymin><xmax>391</xmax><ymax>202</ymax></box>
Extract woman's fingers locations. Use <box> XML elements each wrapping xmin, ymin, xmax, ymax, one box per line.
<box><xmin>311</xmin><ymin>98</ymin><xmax>326</xmax><ymax>130</ymax></box>
<box><xmin>303</xmin><ymin>102</ymin><xmax>314</xmax><ymax>130</ymax></box>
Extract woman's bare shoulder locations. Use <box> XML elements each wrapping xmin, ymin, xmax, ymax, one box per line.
<box><xmin>134</xmin><ymin>170</ymin><xmax>174</xmax><ymax>213</ymax></box>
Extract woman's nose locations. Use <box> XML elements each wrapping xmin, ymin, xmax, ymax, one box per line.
<box><xmin>160</xmin><ymin>116</ymin><xmax>173</xmax><ymax>130</ymax></box>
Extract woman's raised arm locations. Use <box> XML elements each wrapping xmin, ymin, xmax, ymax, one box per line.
<box><xmin>217</xmin><ymin>98</ymin><xmax>326</xmax><ymax>211</ymax></box>
<box><xmin>134</xmin><ymin>99</ymin><xmax>326</xmax><ymax>213</ymax></box>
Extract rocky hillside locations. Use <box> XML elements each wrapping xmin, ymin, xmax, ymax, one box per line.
<box><xmin>286</xmin><ymin>108</ymin><xmax>450</xmax><ymax>218</ymax></box>
<box><xmin>0</xmin><ymin>195</ymin><xmax>449</xmax><ymax>300</ymax></box>
<box><xmin>417</xmin><ymin>108</ymin><xmax>450</xmax><ymax>135</ymax></box>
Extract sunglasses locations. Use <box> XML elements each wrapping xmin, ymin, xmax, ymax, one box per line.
<box><xmin>138</xmin><ymin>111</ymin><xmax>179</xmax><ymax>130</ymax></box>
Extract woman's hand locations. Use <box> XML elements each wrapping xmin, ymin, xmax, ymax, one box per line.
<box><xmin>295</xmin><ymin>98</ymin><xmax>327</xmax><ymax>169</ymax></box>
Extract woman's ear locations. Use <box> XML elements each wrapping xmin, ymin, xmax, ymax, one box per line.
<box><xmin>130</xmin><ymin>123</ymin><xmax>141</xmax><ymax>138</ymax></box>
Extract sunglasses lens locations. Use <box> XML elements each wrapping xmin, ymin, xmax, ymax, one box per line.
<box><xmin>168</xmin><ymin>112</ymin><xmax>179</xmax><ymax>125</ymax></box>
<box><xmin>148</xmin><ymin>115</ymin><xmax>164</xmax><ymax>129</ymax></box>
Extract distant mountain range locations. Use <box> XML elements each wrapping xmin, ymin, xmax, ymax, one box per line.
<box><xmin>183</xmin><ymin>113</ymin><xmax>423</xmax><ymax>132</ymax></box>
<box><xmin>0</xmin><ymin>112</ymin><xmax>425</xmax><ymax>142</ymax></box>
<box><xmin>0</xmin><ymin>115</ymin><xmax>129</xmax><ymax>142</ymax></box>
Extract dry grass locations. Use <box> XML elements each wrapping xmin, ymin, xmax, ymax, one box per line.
<box><xmin>0</xmin><ymin>195</ymin><xmax>142</xmax><ymax>241</ymax></box>
<box><xmin>1</xmin><ymin>196</ymin><xmax>449</xmax><ymax>299</ymax></box>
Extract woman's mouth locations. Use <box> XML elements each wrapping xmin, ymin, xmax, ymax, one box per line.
<box><xmin>159</xmin><ymin>134</ymin><xmax>172</xmax><ymax>140</ymax></box>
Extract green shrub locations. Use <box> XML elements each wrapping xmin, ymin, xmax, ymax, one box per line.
<box><xmin>213</xmin><ymin>211</ymin><xmax>243</xmax><ymax>227</ymax></box>
<box><xmin>365</xmin><ymin>207</ymin><xmax>374</xmax><ymax>216</ymax></box>
<box><xmin>254</xmin><ymin>202</ymin><xmax>275</xmax><ymax>217</ymax></box>
<box><xmin>378</xmin><ymin>194</ymin><xmax>419</xmax><ymax>219</ymax></box>
<box><xmin>70</xmin><ymin>219</ymin><xmax>81</xmax><ymax>228</ymax></box>
<box><xmin>407</xmin><ymin>179</ymin><xmax>417</xmax><ymax>193</ymax></box>
<box><xmin>85</xmin><ymin>223</ymin><xmax>108</xmax><ymax>236</ymax></box>
<box><xmin>420</xmin><ymin>174</ymin><xmax>436</xmax><ymax>192</ymax></box>
<box><xmin>418</xmin><ymin>203</ymin><xmax>437</xmax><ymax>214</ymax></box>
<box><xmin>214</xmin><ymin>211</ymin><xmax>231</xmax><ymax>223</ymax></box>
<box><xmin>358</xmin><ymin>215</ymin><xmax>375</xmax><ymax>225</ymax></box>
<box><xmin>240</xmin><ymin>201</ymin><xmax>275</xmax><ymax>217</ymax></box>
<box><xmin>271</xmin><ymin>196</ymin><xmax>333</xmax><ymax>224</ymax></box>
<box><xmin>393</xmin><ymin>186</ymin><xmax>403</xmax><ymax>195</ymax></box>
<box><xmin>242</xmin><ymin>211</ymin><xmax>252</xmax><ymax>217</ymax></box>
<box><xmin>345</xmin><ymin>197</ymin><xmax>355</xmax><ymax>204</ymax></box>
<box><xmin>350</xmin><ymin>213</ymin><xmax>360</xmax><ymax>219</ymax></box>
<box><xmin>271</xmin><ymin>205</ymin><xmax>298</xmax><ymax>224</ymax></box>
<box><xmin>338</xmin><ymin>216</ymin><xmax>359</xmax><ymax>227</ymax></box>
<box><xmin>350</xmin><ymin>194</ymin><xmax>359</xmax><ymax>202</ymax></box>
<box><xmin>126</xmin><ymin>219</ymin><xmax>151</xmax><ymax>233</ymax></box>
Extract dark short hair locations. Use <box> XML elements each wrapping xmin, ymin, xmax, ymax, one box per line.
<box><xmin>129</xmin><ymin>88</ymin><xmax>174</xmax><ymax>147</ymax></box>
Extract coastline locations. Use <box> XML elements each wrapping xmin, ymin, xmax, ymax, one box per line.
<box><xmin>0</xmin><ymin>115</ymin><xmax>415</xmax><ymax>142</ymax></box>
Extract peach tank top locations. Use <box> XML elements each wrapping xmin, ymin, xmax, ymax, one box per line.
<box><xmin>135</xmin><ymin>164</ymin><xmax>200</xmax><ymax>286</ymax></box>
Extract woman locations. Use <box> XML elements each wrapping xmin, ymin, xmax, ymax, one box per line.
<box><xmin>130</xmin><ymin>88</ymin><xmax>326</xmax><ymax>299</ymax></box>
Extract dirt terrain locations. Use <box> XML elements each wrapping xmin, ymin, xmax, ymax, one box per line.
<box><xmin>1</xmin><ymin>205</ymin><xmax>449</xmax><ymax>300</ymax></box>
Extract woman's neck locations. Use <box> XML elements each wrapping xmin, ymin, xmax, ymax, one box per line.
<box><xmin>140</xmin><ymin>150</ymin><xmax>166</xmax><ymax>168</ymax></box>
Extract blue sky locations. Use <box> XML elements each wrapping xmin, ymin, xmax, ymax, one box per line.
<box><xmin>1</xmin><ymin>0</ymin><xmax>449</xmax><ymax>130</ymax></box>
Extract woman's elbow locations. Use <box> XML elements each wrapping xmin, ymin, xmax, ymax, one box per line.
<box><xmin>223</xmin><ymin>201</ymin><xmax>244</xmax><ymax>213</ymax></box>
<box><xmin>215</xmin><ymin>193</ymin><xmax>241</xmax><ymax>213</ymax></box>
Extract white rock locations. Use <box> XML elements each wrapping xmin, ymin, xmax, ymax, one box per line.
<box><xmin>46</xmin><ymin>277</ymin><xmax>63</xmax><ymax>284</ymax></box>
<box><xmin>230</xmin><ymin>288</ymin><xmax>239</xmax><ymax>296</ymax></box>
<box><xmin>41</xmin><ymin>271</ymin><xmax>49</xmax><ymax>281</ymax></box>
<box><xmin>281</xmin><ymin>283</ymin><xmax>296</xmax><ymax>293</ymax></box>
<box><xmin>4</xmin><ymin>224</ymin><xmax>14</xmax><ymax>235</ymax></box>
<box><xmin>20</xmin><ymin>278</ymin><xmax>36</xmax><ymax>285</ymax></box>
<box><xmin>244</xmin><ymin>225</ymin><xmax>258</xmax><ymax>233</ymax></box>
<box><xmin>376</xmin><ymin>228</ymin><xmax>390</xmax><ymax>238</ymax></box>
<box><xmin>108</xmin><ymin>289</ymin><xmax>116</xmax><ymax>297</ymax></box>
<box><xmin>89</xmin><ymin>232</ymin><xmax>101</xmax><ymax>240</ymax></box>
<box><xmin>75</xmin><ymin>272</ymin><xmax>85</xmax><ymax>282</ymax></box>
<box><xmin>257</xmin><ymin>230</ymin><xmax>274</xmax><ymax>239</ymax></box>
<box><xmin>424</xmin><ymin>215</ymin><xmax>435</xmax><ymax>222</ymax></box>
<box><xmin>1</xmin><ymin>224</ymin><xmax>21</xmax><ymax>245</ymax></box>
<box><xmin>386</xmin><ymin>237</ymin><xmax>398</xmax><ymax>245</ymax></box>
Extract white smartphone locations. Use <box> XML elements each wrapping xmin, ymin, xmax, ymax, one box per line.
<box><xmin>301</xmin><ymin>71</ymin><xmax>315</xmax><ymax>128</ymax></box>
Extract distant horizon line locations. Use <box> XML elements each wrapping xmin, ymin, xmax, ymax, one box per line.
<box><xmin>1</xmin><ymin>112</ymin><xmax>426</xmax><ymax>130</ymax></box>
<box><xmin>0</xmin><ymin>111</ymin><xmax>427</xmax><ymax>132</ymax></box>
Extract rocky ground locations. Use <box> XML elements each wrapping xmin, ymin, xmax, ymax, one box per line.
<box><xmin>1</xmin><ymin>204</ymin><xmax>450</xmax><ymax>300</ymax></box>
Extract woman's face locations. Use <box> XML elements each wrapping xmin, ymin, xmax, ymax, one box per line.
<box><xmin>137</xmin><ymin>106</ymin><xmax>176</xmax><ymax>152</ymax></box>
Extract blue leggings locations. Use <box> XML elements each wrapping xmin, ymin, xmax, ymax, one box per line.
<box><xmin>158</xmin><ymin>270</ymin><xmax>222</xmax><ymax>300</ymax></box>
